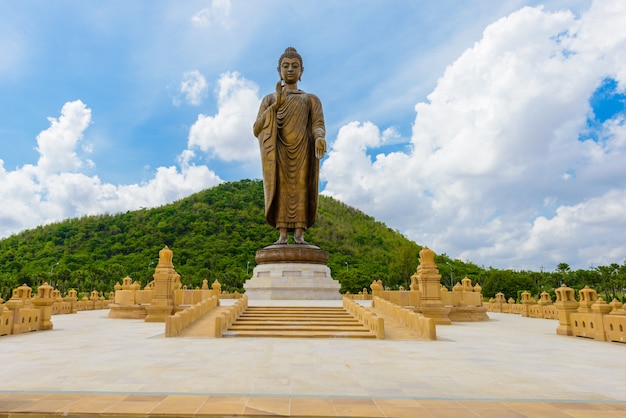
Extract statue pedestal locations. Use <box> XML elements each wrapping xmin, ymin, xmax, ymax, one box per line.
<box><xmin>244</xmin><ymin>245</ymin><xmax>341</xmax><ymax>300</ymax></box>
<box><xmin>144</xmin><ymin>303</ymin><xmax>173</xmax><ymax>323</ymax></box>
<box><xmin>108</xmin><ymin>304</ymin><xmax>147</xmax><ymax>319</ymax></box>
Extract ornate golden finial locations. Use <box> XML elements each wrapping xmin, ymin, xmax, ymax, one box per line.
<box><xmin>419</xmin><ymin>246</ymin><xmax>436</xmax><ymax>266</ymax></box>
<box><xmin>158</xmin><ymin>246</ymin><xmax>174</xmax><ymax>268</ymax></box>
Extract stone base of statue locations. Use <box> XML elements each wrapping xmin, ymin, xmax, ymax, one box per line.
<box><xmin>144</xmin><ymin>302</ymin><xmax>173</xmax><ymax>323</ymax></box>
<box><xmin>447</xmin><ymin>306</ymin><xmax>489</xmax><ymax>322</ymax></box>
<box><xmin>243</xmin><ymin>244</ymin><xmax>341</xmax><ymax>300</ymax></box>
<box><xmin>107</xmin><ymin>304</ymin><xmax>148</xmax><ymax>320</ymax></box>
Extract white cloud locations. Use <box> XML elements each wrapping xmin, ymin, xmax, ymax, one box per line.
<box><xmin>177</xmin><ymin>70</ymin><xmax>208</xmax><ymax>106</ymax></box>
<box><xmin>322</xmin><ymin>0</ymin><xmax>626</xmax><ymax>269</ymax></box>
<box><xmin>187</xmin><ymin>71</ymin><xmax>260</xmax><ymax>162</ymax></box>
<box><xmin>521</xmin><ymin>188</ymin><xmax>626</xmax><ymax>267</ymax></box>
<box><xmin>0</xmin><ymin>101</ymin><xmax>222</xmax><ymax>238</ymax></box>
<box><xmin>35</xmin><ymin>100</ymin><xmax>92</xmax><ymax>175</ymax></box>
<box><xmin>191</xmin><ymin>0</ymin><xmax>232</xmax><ymax>29</ymax></box>
<box><xmin>322</xmin><ymin>122</ymin><xmax>417</xmax><ymax>217</ymax></box>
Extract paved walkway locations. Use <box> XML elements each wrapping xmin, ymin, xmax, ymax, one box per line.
<box><xmin>1</xmin><ymin>300</ymin><xmax>625</xmax><ymax>417</ymax></box>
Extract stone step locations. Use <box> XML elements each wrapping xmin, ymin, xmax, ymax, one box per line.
<box><xmin>225</xmin><ymin>306</ymin><xmax>376</xmax><ymax>339</ymax></box>
<box><xmin>237</xmin><ymin>314</ymin><xmax>356</xmax><ymax>320</ymax></box>
<box><xmin>244</xmin><ymin>306</ymin><xmax>344</xmax><ymax>309</ymax></box>
<box><xmin>233</xmin><ymin>320</ymin><xmax>361</xmax><ymax>326</ymax></box>
<box><xmin>222</xmin><ymin>329</ymin><xmax>377</xmax><ymax>338</ymax></box>
<box><xmin>239</xmin><ymin>307</ymin><xmax>349</xmax><ymax>313</ymax></box>
<box><xmin>229</xmin><ymin>324</ymin><xmax>367</xmax><ymax>331</ymax></box>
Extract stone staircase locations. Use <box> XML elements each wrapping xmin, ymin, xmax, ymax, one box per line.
<box><xmin>222</xmin><ymin>306</ymin><xmax>377</xmax><ymax>338</ymax></box>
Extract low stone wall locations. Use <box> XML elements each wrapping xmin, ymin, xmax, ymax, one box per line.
<box><xmin>214</xmin><ymin>296</ymin><xmax>248</xmax><ymax>338</ymax></box>
<box><xmin>165</xmin><ymin>296</ymin><xmax>219</xmax><ymax>337</ymax></box>
<box><xmin>11</xmin><ymin>308</ymin><xmax>41</xmax><ymax>334</ymax></box>
<box><xmin>0</xmin><ymin>305</ymin><xmax>44</xmax><ymax>336</ymax></box>
<box><xmin>0</xmin><ymin>309</ymin><xmax>13</xmax><ymax>336</ymax></box>
<box><xmin>372</xmin><ymin>296</ymin><xmax>436</xmax><ymax>340</ymax></box>
<box><xmin>76</xmin><ymin>297</ymin><xmax>112</xmax><ymax>312</ymax></box>
<box><xmin>439</xmin><ymin>279</ymin><xmax>483</xmax><ymax>308</ymax></box>
<box><xmin>377</xmin><ymin>290</ymin><xmax>421</xmax><ymax>308</ymax></box>
<box><xmin>219</xmin><ymin>292</ymin><xmax>243</xmax><ymax>299</ymax></box>
<box><xmin>174</xmin><ymin>289</ymin><xmax>212</xmax><ymax>310</ymax></box>
<box><xmin>490</xmin><ymin>286</ymin><xmax>626</xmax><ymax>344</ymax></box>
<box><xmin>109</xmin><ymin>285</ymin><xmax>217</xmax><ymax>320</ymax></box>
<box><xmin>488</xmin><ymin>291</ymin><xmax>558</xmax><ymax>320</ymax></box>
<box><xmin>492</xmin><ymin>301</ymin><xmax>558</xmax><ymax>318</ymax></box>
<box><xmin>51</xmin><ymin>300</ymin><xmax>72</xmax><ymax>315</ymax></box>
<box><xmin>527</xmin><ymin>304</ymin><xmax>559</xmax><ymax>319</ymax></box>
<box><xmin>603</xmin><ymin>315</ymin><xmax>626</xmax><ymax>343</ymax></box>
<box><xmin>1</xmin><ymin>285</ymin><xmax>115</xmax><ymax>338</ymax></box>
<box><xmin>342</xmin><ymin>297</ymin><xmax>384</xmax><ymax>339</ymax></box>
<box><xmin>343</xmin><ymin>292</ymin><xmax>373</xmax><ymax>301</ymax></box>
<box><xmin>570</xmin><ymin>309</ymin><xmax>626</xmax><ymax>343</ymax></box>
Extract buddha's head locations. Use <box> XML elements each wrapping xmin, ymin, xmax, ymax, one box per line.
<box><xmin>277</xmin><ymin>47</ymin><xmax>303</xmax><ymax>83</ymax></box>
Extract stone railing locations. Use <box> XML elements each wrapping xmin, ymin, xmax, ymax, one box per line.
<box><xmin>165</xmin><ymin>296</ymin><xmax>219</xmax><ymax>337</ymax></box>
<box><xmin>76</xmin><ymin>294</ymin><xmax>114</xmax><ymax>311</ymax></box>
<box><xmin>487</xmin><ymin>291</ymin><xmax>558</xmax><ymax>319</ymax></box>
<box><xmin>174</xmin><ymin>288</ymin><xmax>213</xmax><ymax>307</ymax></box>
<box><xmin>376</xmin><ymin>290</ymin><xmax>421</xmax><ymax>307</ymax></box>
<box><xmin>602</xmin><ymin>315</ymin><xmax>626</xmax><ymax>343</ymax></box>
<box><xmin>219</xmin><ymin>291</ymin><xmax>244</xmax><ymax>299</ymax></box>
<box><xmin>342</xmin><ymin>297</ymin><xmax>385</xmax><ymax>339</ymax></box>
<box><xmin>527</xmin><ymin>303</ymin><xmax>559</xmax><ymax>319</ymax></box>
<box><xmin>372</xmin><ymin>296</ymin><xmax>436</xmax><ymax>340</ymax></box>
<box><xmin>560</xmin><ymin>286</ymin><xmax>626</xmax><ymax>343</ymax></box>
<box><xmin>1</xmin><ymin>306</ymin><xmax>40</xmax><ymax>335</ymax></box>
<box><xmin>109</xmin><ymin>277</ymin><xmax>222</xmax><ymax>320</ymax></box>
<box><xmin>489</xmin><ymin>286</ymin><xmax>626</xmax><ymax>343</ymax></box>
<box><xmin>214</xmin><ymin>296</ymin><xmax>248</xmax><ymax>338</ymax></box>
<box><xmin>440</xmin><ymin>278</ymin><xmax>483</xmax><ymax>308</ymax></box>
<box><xmin>1</xmin><ymin>283</ymin><xmax>56</xmax><ymax>337</ymax></box>
<box><xmin>343</xmin><ymin>291</ymin><xmax>373</xmax><ymax>301</ymax></box>
<box><xmin>51</xmin><ymin>300</ymin><xmax>72</xmax><ymax>315</ymax></box>
<box><xmin>1</xmin><ymin>287</ymin><xmax>113</xmax><ymax>338</ymax></box>
<box><xmin>572</xmin><ymin>306</ymin><xmax>626</xmax><ymax>343</ymax></box>
<box><xmin>0</xmin><ymin>308</ymin><xmax>14</xmax><ymax>336</ymax></box>
<box><xmin>374</xmin><ymin>283</ymin><xmax>487</xmax><ymax>323</ymax></box>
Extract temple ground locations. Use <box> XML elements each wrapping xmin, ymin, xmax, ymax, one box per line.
<box><xmin>1</xmin><ymin>299</ymin><xmax>625</xmax><ymax>417</ymax></box>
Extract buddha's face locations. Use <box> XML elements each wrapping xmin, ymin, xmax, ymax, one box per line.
<box><xmin>278</xmin><ymin>57</ymin><xmax>302</xmax><ymax>85</ymax></box>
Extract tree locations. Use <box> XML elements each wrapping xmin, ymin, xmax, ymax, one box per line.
<box><xmin>388</xmin><ymin>242</ymin><xmax>420</xmax><ymax>289</ymax></box>
<box><xmin>556</xmin><ymin>263</ymin><xmax>571</xmax><ymax>287</ymax></box>
<box><xmin>334</xmin><ymin>268</ymin><xmax>372</xmax><ymax>294</ymax></box>
<box><xmin>595</xmin><ymin>265</ymin><xmax>614</xmax><ymax>299</ymax></box>
<box><xmin>481</xmin><ymin>269</ymin><xmax>536</xmax><ymax>300</ymax></box>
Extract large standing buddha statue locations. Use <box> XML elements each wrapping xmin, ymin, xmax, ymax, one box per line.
<box><xmin>253</xmin><ymin>47</ymin><xmax>326</xmax><ymax>245</ymax></box>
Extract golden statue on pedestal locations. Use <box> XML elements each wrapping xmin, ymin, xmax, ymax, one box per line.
<box><xmin>254</xmin><ymin>47</ymin><xmax>326</xmax><ymax>245</ymax></box>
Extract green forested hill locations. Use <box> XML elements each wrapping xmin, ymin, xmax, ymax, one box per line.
<box><xmin>0</xmin><ymin>179</ymin><xmax>483</xmax><ymax>298</ymax></box>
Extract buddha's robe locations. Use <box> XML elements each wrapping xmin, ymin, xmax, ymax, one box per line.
<box><xmin>253</xmin><ymin>89</ymin><xmax>325</xmax><ymax>231</ymax></box>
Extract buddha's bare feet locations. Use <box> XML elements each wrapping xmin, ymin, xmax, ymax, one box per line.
<box><xmin>294</xmin><ymin>228</ymin><xmax>308</xmax><ymax>245</ymax></box>
<box><xmin>274</xmin><ymin>229</ymin><xmax>288</xmax><ymax>245</ymax></box>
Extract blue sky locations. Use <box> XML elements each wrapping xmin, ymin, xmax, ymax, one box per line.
<box><xmin>2</xmin><ymin>0</ymin><xmax>626</xmax><ymax>271</ymax></box>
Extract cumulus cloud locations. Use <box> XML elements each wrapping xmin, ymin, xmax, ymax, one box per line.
<box><xmin>521</xmin><ymin>188</ymin><xmax>626</xmax><ymax>267</ymax></box>
<box><xmin>35</xmin><ymin>100</ymin><xmax>93</xmax><ymax>174</ymax></box>
<box><xmin>176</xmin><ymin>70</ymin><xmax>208</xmax><ymax>106</ymax></box>
<box><xmin>191</xmin><ymin>0</ymin><xmax>232</xmax><ymax>29</ymax></box>
<box><xmin>187</xmin><ymin>71</ymin><xmax>260</xmax><ymax>162</ymax></box>
<box><xmin>0</xmin><ymin>101</ymin><xmax>222</xmax><ymax>238</ymax></box>
<box><xmin>322</xmin><ymin>122</ymin><xmax>417</xmax><ymax>221</ymax></box>
<box><xmin>322</xmin><ymin>1</ymin><xmax>626</xmax><ymax>269</ymax></box>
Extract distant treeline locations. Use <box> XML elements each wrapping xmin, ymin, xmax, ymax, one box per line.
<box><xmin>0</xmin><ymin>179</ymin><xmax>623</xmax><ymax>301</ymax></box>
